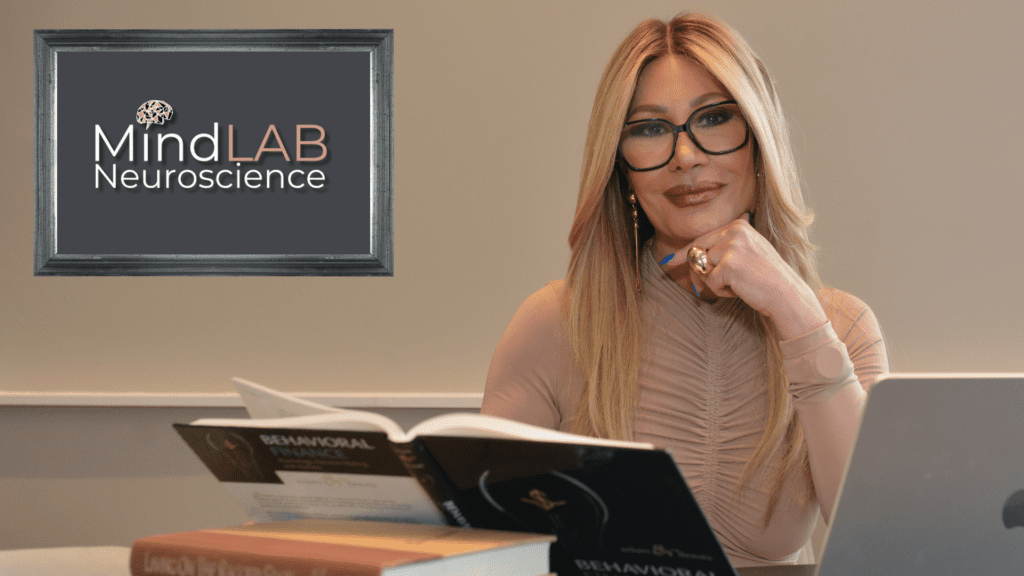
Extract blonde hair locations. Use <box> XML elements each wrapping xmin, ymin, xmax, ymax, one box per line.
<box><xmin>566</xmin><ymin>13</ymin><xmax>821</xmax><ymax>525</ymax></box>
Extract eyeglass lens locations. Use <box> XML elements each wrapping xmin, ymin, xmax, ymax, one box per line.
<box><xmin>620</xmin><ymin>102</ymin><xmax>747</xmax><ymax>170</ymax></box>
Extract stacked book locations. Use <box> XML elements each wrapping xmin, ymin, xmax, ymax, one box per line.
<box><xmin>131</xmin><ymin>518</ymin><xmax>553</xmax><ymax>576</ymax></box>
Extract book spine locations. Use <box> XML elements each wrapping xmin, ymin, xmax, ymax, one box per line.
<box><xmin>391</xmin><ymin>439</ymin><xmax>479</xmax><ymax>529</ymax></box>
<box><xmin>131</xmin><ymin>538</ymin><xmax>379</xmax><ymax>576</ymax></box>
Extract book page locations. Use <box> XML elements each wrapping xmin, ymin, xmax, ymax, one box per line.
<box><xmin>401</xmin><ymin>413</ymin><xmax>654</xmax><ymax>449</ymax></box>
<box><xmin>191</xmin><ymin>411</ymin><xmax>406</xmax><ymax>438</ymax></box>
<box><xmin>219</xmin><ymin>378</ymin><xmax>408</xmax><ymax>438</ymax></box>
<box><xmin>233</xmin><ymin>377</ymin><xmax>341</xmax><ymax>419</ymax></box>
<box><xmin>227</xmin><ymin>378</ymin><xmax>650</xmax><ymax>448</ymax></box>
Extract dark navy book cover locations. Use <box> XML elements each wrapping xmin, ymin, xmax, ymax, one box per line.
<box><xmin>415</xmin><ymin>436</ymin><xmax>737</xmax><ymax>576</ymax></box>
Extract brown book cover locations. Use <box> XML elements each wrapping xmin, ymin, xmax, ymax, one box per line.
<box><xmin>130</xmin><ymin>518</ymin><xmax>554</xmax><ymax>576</ymax></box>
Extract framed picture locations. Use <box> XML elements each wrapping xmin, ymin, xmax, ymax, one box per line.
<box><xmin>34</xmin><ymin>29</ymin><xmax>393</xmax><ymax>276</ymax></box>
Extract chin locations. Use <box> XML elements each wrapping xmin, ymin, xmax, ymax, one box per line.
<box><xmin>668</xmin><ymin>213</ymin><xmax>732</xmax><ymax>242</ymax></box>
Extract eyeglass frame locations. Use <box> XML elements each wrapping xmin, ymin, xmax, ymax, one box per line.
<box><xmin>618</xmin><ymin>99</ymin><xmax>751</xmax><ymax>172</ymax></box>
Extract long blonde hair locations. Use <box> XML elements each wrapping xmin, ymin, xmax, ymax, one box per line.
<box><xmin>566</xmin><ymin>13</ymin><xmax>821</xmax><ymax>525</ymax></box>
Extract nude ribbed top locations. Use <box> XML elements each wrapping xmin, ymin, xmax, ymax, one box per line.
<box><xmin>482</xmin><ymin>251</ymin><xmax>888</xmax><ymax>567</ymax></box>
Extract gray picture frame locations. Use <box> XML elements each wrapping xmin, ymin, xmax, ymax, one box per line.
<box><xmin>34</xmin><ymin>29</ymin><xmax>393</xmax><ymax>276</ymax></box>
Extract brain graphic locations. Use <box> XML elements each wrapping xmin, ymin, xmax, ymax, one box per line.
<box><xmin>136</xmin><ymin>100</ymin><xmax>174</xmax><ymax>129</ymax></box>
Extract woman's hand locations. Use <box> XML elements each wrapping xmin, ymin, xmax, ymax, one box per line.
<box><xmin>660</xmin><ymin>213</ymin><xmax>828</xmax><ymax>341</ymax></box>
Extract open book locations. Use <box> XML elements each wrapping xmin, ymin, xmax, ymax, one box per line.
<box><xmin>229</xmin><ymin>377</ymin><xmax>652</xmax><ymax>447</ymax></box>
<box><xmin>175</xmin><ymin>378</ymin><xmax>736</xmax><ymax>576</ymax></box>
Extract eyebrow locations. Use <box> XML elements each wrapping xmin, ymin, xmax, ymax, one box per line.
<box><xmin>628</xmin><ymin>92</ymin><xmax>731</xmax><ymax>117</ymax></box>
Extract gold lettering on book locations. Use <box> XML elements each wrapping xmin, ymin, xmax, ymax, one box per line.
<box><xmin>521</xmin><ymin>489</ymin><xmax>566</xmax><ymax>511</ymax></box>
<box><xmin>142</xmin><ymin>552</ymin><xmax>196</xmax><ymax>576</ymax></box>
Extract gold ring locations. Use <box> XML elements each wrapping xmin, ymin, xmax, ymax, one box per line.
<box><xmin>687</xmin><ymin>246</ymin><xmax>709</xmax><ymax>275</ymax></box>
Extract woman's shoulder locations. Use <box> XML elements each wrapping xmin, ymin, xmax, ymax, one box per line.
<box><xmin>490</xmin><ymin>280</ymin><xmax>569</xmax><ymax>348</ymax></box>
<box><xmin>537</xmin><ymin>279</ymin><xmax>566</xmax><ymax>299</ymax></box>
<box><xmin>513</xmin><ymin>280</ymin><xmax>566</xmax><ymax>320</ymax></box>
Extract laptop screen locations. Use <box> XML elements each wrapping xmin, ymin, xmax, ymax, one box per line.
<box><xmin>817</xmin><ymin>373</ymin><xmax>1024</xmax><ymax>575</ymax></box>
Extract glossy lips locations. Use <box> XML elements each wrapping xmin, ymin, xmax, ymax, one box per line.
<box><xmin>664</xmin><ymin>183</ymin><xmax>722</xmax><ymax>207</ymax></box>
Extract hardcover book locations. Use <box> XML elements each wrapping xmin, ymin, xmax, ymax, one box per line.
<box><xmin>130</xmin><ymin>518</ymin><xmax>555</xmax><ymax>576</ymax></box>
<box><xmin>174</xmin><ymin>378</ymin><xmax>737</xmax><ymax>576</ymax></box>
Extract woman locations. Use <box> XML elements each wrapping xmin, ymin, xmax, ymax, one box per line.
<box><xmin>481</xmin><ymin>13</ymin><xmax>888</xmax><ymax>567</ymax></box>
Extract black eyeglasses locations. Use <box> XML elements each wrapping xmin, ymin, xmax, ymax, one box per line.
<box><xmin>619</xmin><ymin>100</ymin><xmax>750</xmax><ymax>172</ymax></box>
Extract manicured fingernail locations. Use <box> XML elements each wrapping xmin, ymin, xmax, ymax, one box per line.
<box><xmin>658</xmin><ymin>253</ymin><xmax>675</xmax><ymax>266</ymax></box>
<box><xmin>692</xmin><ymin>283</ymin><xmax>700</xmax><ymax>297</ymax></box>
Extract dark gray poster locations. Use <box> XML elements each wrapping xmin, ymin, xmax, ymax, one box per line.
<box><xmin>35</xmin><ymin>30</ymin><xmax>393</xmax><ymax>275</ymax></box>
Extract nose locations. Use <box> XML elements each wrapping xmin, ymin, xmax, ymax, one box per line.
<box><xmin>667</xmin><ymin>131</ymin><xmax>708</xmax><ymax>172</ymax></box>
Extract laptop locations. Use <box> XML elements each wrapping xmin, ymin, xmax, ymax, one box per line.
<box><xmin>815</xmin><ymin>373</ymin><xmax>1024</xmax><ymax>575</ymax></box>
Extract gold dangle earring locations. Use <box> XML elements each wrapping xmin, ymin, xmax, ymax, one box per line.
<box><xmin>629</xmin><ymin>193</ymin><xmax>640</xmax><ymax>292</ymax></box>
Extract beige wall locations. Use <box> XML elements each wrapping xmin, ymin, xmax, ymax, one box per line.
<box><xmin>2</xmin><ymin>0</ymin><xmax>1022</xmax><ymax>395</ymax></box>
